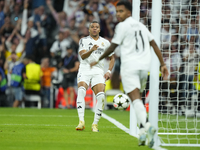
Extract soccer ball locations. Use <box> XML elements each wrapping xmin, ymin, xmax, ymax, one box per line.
<box><xmin>113</xmin><ymin>93</ymin><xmax>130</xmax><ymax>110</ymax></box>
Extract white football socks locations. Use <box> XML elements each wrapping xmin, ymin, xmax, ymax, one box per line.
<box><xmin>93</xmin><ymin>92</ymin><xmax>105</xmax><ymax>125</ymax></box>
<box><xmin>132</xmin><ymin>99</ymin><xmax>147</xmax><ymax>128</ymax></box>
<box><xmin>76</xmin><ymin>86</ymin><xmax>86</xmax><ymax>122</ymax></box>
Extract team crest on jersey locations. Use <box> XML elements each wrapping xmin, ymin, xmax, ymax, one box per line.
<box><xmin>101</xmin><ymin>42</ymin><xmax>104</xmax><ymax>47</ymax></box>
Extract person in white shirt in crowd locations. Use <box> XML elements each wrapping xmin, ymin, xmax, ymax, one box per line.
<box><xmin>170</xmin><ymin>44</ymin><xmax>182</xmax><ymax>80</ymax></box>
<box><xmin>181</xmin><ymin>43</ymin><xmax>198</xmax><ymax>101</ymax></box>
<box><xmin>6</xmin><ymin>28</ymin><xmax>26</xmax><ymax>57</ymax></box>
<box><xmin>160</xmin><ymin>19</ymin><xmax>176</xmax><ymax>48</ymax></box>
<box><xmin>50</xmin><ymin>31</ymin><xmax>70</xmax><ymax>66</ymax></box>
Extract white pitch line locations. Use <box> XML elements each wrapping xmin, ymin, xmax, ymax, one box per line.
<box><xmin>1</xmin><ymin>124</ymin><xmax>72</xmax><ymax>127</ymax></box>
<box><xmin>0</xmin><ymin>114</ymin><xmax>93</xmax><ymax>118</ymax></box>
<box><xmin>0</xmin><ymin>123</ymin><xmax>117</xmax><ymax>128</ymax></box>
<box><xmin>101</xmin><ymin>112</ymin><xmax>167</xmax><ymax>150</ymax></box>
<box><xmin>1</xmin><ymin>111</ymin><xmax>167</xmax><ymax>150</ymax></box>
<box><xmin>102</xmin><ymin>113</ymin><xmax>130</xmax><ymax>134</ymax></box>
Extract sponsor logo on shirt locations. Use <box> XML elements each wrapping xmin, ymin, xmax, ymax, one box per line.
<box><xmin>95</xmin><ymin>48</ymin><xmax>104</xmax><ymax>54</ymax></box>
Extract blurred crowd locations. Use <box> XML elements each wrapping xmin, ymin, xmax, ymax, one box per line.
<box><xmin>0</xmin><ymin>0</ymin><xmax>123</xmax><ymax>108</ymax></box>
<box><xmin>141</xmin><ymin>0</ymin><xmax>200</xmax><ymax>114</ymax></box>
<box><xmin>0</xmin><ymin>0</ymin><xmax>200</xmax><ymax>112</ymax></box>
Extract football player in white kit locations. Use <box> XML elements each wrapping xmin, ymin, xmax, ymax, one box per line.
<box><xmin>90</xmin><ymin>1</ymin><xmax>169</xmax><ymax>148</ymax></box>
<box><xmin>76</xmin><ymin>21</ymin><xmax>115</xmax><ymax>132</ymax></box>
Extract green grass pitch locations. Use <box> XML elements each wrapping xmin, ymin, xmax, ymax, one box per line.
<box><xmin>0</xmin><ymin>108</ymin><xmax>199</xmax><ymax>150</ymax></box>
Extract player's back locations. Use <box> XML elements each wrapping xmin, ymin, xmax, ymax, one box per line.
<box><xmin>112</xmin><ymin>17</ymin><xmax>154</xmax><ymax>71</ymax></box>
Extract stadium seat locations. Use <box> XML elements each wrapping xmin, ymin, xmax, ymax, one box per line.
<box><xmin>22</xmin><ymin>94</ymin><xmax>41</xmax><ymax>109</ymax></box>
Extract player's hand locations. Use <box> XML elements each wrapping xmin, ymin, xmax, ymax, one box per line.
<box><xmin>63</xmin><ymin>68</ymin><xmax>69</xmax><ymax>73</ymax></box>
<box><xmin>46</xmin><ymin>0</ymin><xmax>51</xmax><ymax>5</ymax></box>
<box><xmin>161</xmin><ymin>65</ymin><xmax>169</xmax><ymax>80</ymax></box>
<box><xmin>91</xmin><ymin>45</ymin><xmax>99</xmax><ymax>51</ymax></box>
<box><xmin>104</xmin><ymin>72</ymin><xmax>111</xmax><ymax>81</ymax></box>
<box><xmin>90</xmin><ymin>61</ymin><xmax>98</xmax><ymax>68</ymax></box>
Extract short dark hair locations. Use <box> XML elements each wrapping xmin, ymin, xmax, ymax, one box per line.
<box><xmin>89</xmin><ymin>21</ymin><xmax>100</xmax><ymax>27</ymax></box>
<box><xmin>25</xmin><ymin>55</ymin><xmax>35</xmax><ymax>61</ymax></box>
<box><xmin>91</xmin><ymin>20</ymin><xmax>99</xmax><ymax>24</ymax></box>
<box><xmin>11</xmin><ymin>51</ymin><xmax>16</xmax><ymax>55</ymax></box>
<box><xmin>66</xmin><ymin>45</ymin><xmax>73</xmax><ymax>50</ymax></box>
<box><xmin>117</xmin><ymin>1</ymin><xmax>132</xmax><ymax>13</ymax></box>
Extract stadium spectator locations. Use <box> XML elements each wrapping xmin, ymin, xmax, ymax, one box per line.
<box><xmin>10</xmin><ymin>4</ymin><xmax>22</xmax><ymax>26</ymax></box>
<box><xmin>0</xmin><ymin>16</ymin><xmax>14</xmax><ymax>39</ymax></box>
<box><xmin>0</xmin><ymin>0</ymin><xmax>9</xmax><ymax>28</ymax></box>
<box><xmin>63</xmin><ymin>0</ymin><xmax>83</xmax><ymax>18</ymax></box>
<box><xmin>21</xmin><ymin>1</ymin><xmax>40</xmax><ymax>57</ymax></box>
<box><xmin>186</xmin><ymin>18</ymin><xmax>199</xmax><ymax>43</ymax></box>
<box><xmin>61</xmin><ymin>46</ymin><xmax>79</xmax><ymax>108</ymax></box>
<box><xmin>31</xmin><ymin>0</ymin><xmax>46</xmax><ymax>9</ymax></box>
<box><xmin>4</xmin><ymin>51</ymin><xmax>20</xmax><ymax>86</ymax></box>
<box><xmin>0</xmin><ymin>37</ymin><xmax>6</xmax><ymax>68</ymax></box>
<box><xmin>4</xmin><ymin>51</ymin><xmax>21</xmax><ymax>106</ymax></box>
<box><xmin>161</xmin><ymin>20</ymin><xmax>176</xmax><ymax>48</ymax></box>
<box><xmin>0</xmin><ymin>66</ymin><xmax>7</xmax><ymax>106</ymax></box>
<box><xmin>12</xmin><ymin>58</ymin><xmax>29</xmax><ymax>107</ymax></box>
<box><xmin>50</xmin><ymin>31</ymin><xmax>70</xmax><ymax>66</ymax></box>
<box><xmin>5</xmin><ymin>29</ymin><xmax>26</xmax><ymax>59</ymax></box>
<box><xmin>181</xmin><ymin>43</ymin><xmax>198</xmax><ymax>102</ymax></box>
<box><xmin>170</xmin><ymin>44</ymin><xmax>182</xmax><ymax>80</ymax></box>
<box><xmin>41</xmin><ymin>57</ymin><xmax>56</xmax><ymax>107</ymax></box>
<box><xmin>33</xmin><ymin>6</ymin><xmax>51</xmax><ymax>63</ymax></box>
<box><xmin>23</xmin><ymin>56</ymin><xmax>42</xmax><ymax>100</ymax></box>
<box><xmin>46</xmin><ymin>0</ymin><xmax>68</xmax><ymax>31</ymax></box>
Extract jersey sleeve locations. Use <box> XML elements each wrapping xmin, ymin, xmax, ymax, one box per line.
<box><xmin>78</xmin><ymin>38</ymin><xmax>87</xmax><ymax>52</ymax></box>
<box><xmin>111</xmin><ymin>23</ymin><xmax>125</xmax><ymax>45</ymax></box>
<box><xmin>144</xmin><ymin>26</ymin><xmax>154</xmax><ymax>42</ymax></box>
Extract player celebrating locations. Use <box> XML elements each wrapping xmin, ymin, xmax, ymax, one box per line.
<box><xmin>76</xmin><ymin>21</ymin><xmax>115</xmax><ymax>132</ymax></box>
<box><xmin>90</xmin><ymin>1</ymin><xmax>169</xmax><ymax>148</ymax></box>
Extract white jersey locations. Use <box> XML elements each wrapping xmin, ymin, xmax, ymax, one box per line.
<box><xmin>78</xmin><ymin>36</ymin><xmax>112</xmax><ymax>75</ymax></box>
<box><xmin>112</xmin><ymin>17</ymin><xmax>154</xmax><ymax>71</ymax></box>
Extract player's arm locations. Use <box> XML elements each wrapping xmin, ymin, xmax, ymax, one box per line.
<box><xmin>150</xmin><ymin>40</ymin><xmax>165</xmax><ymax>66</ymax></box>
<box><xmin>79</xmin><ymin>45</ymin><xmax>98</xmax><ymax>60</ymax></box>
<box><xmin>104</xmin><ymin>55</ymin><xmax>115</xmax><ymax>81</ymax></box>
<box><xmin>90</xmin><ymin>43</ymin><xmax>118</xmax><ymax>67</ymax></box>
<box><xmin>99</xmin><ymin>43</ymin><xmax>118</xmax><ymax>61</ymax></box>
<box><xmin>150</xmin><ymin>40</ymin><xmax>169</xmax><ymax>80</ymax></box>
<box><xmin>108</xmin><ymin>55</ymin><xmax>115</xmax><ymax>71</ymax></box>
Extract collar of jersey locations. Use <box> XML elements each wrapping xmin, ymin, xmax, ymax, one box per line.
<box><xmin>89</xmin><ymin>35</ymin><xmax>100</xmax><ymax>40</ymax></box>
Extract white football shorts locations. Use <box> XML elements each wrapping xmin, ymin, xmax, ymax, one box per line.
<box><xmin>121</xmin><ymin>70</ymin><xmax>148</xmax><ymax>94</ymax></box>
<box><xmin>77</xmin><ymin>72</ymin><xmax>105</xmax><ymax>88</ymax></box>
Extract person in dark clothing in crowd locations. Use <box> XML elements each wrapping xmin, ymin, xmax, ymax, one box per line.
<box><xmin>61</xmin><ymin>46</ymin><xmax>79</xmax><ymax>108</ymax></box>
